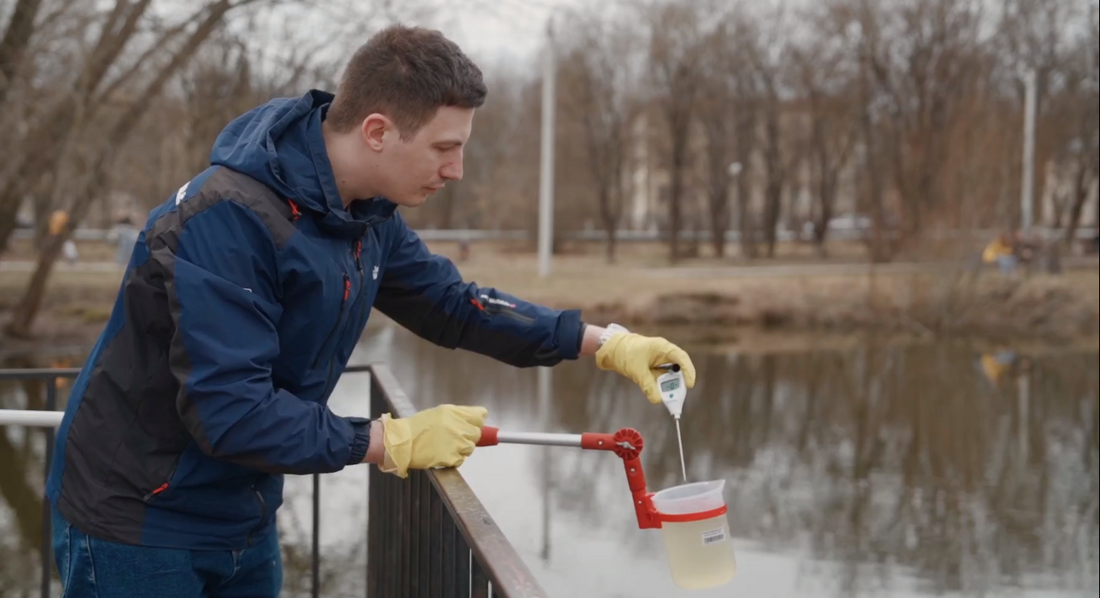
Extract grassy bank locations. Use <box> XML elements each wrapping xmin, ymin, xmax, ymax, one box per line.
<box><xmin>2</xmin><ymin>243</ymin><xmax>1098</xmax><ymax>355</ymax></box>
<box><xmin>448</xmin><ymin>251</ymin><xmax>1099</xmax><ymax>342</ymax></box>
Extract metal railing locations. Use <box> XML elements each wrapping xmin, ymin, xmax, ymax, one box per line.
<box><xmin>0</xmin><ymin>364</ymin><xmax>548</xmax><ymax>598</ymax></box>
<box><xmin>15</xmin><ymin>224</ymin><xmax>1098</xmax><ymax>244</ymax></box>
<box><xmin>0</xmin><ymin>366</ymin><xmax>75</xmax><ymax>598</ymax></box>
<box><xmin>367</xmin><ymin>365</ymin><xmax>548</xmax><ymax>598</ymax></box>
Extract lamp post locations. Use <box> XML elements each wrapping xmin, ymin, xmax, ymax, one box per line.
<box><xmin>1021</xmin><ymin>68</ymin><xmax>1037</xmax><ymax>236</ymax></box>
<box><xmin>537</xmin><ymin>19</ymin><xmax>556</xmax><ymax>279</ymax></box>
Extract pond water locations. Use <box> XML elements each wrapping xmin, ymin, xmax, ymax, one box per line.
<box><xmin>1</xmin><ymin>324</ymin><xmax>1097</xmax><ymax>597</ymax></box>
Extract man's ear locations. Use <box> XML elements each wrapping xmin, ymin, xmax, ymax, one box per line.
<box><xmin>361</xmin><ymin>113</ymin><xmax>390</xmax><ymax>151</ymax></box>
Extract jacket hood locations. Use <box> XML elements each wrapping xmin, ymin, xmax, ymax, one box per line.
<box><xmin>209</xmin><ymin>89</ymin><xmax>396</xmax><ymax>237</ymax></box>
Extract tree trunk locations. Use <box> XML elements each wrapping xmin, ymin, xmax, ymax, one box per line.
<box><xmin>0</xmin><ymin>0</ymin><xmax>44</xmax><ymax>106</ymax></box>
<box><xmin>761</xmin><ymin>101</ymin><xmax>783</xmax><ymax>259</ymax></box>
<box><xmin>814</xmin><ymin>170</ymin><xmax>836</xmax><ymax>259</ymax></box>
<box><xmin>667</xmin><ymin>119</ymin><xmax>689</xmax><ymax>263</ymax></box>
<box><xmin>858</xmin><ymin>54</ymin><xmax>892</xmax><ymax>263</ymax></box>
<box><xmin>3</xmin><ymin>229</ymin><xmax>67</xmax><ymax>338</ymax></box>
<box><xmin>598</xmin><ymin>187</ymin><xmax>617</xmax><ymax>264</ymax></box>
<box><xmin>438</xmin><ymin>184</ymin><xmax>457</xmax><ymax>229</ymax></box>
<box><xmin>4</xmin><ymin>0</ymin><xmax>237</xmax><ymax>338</ymax></box>
<box><xmin>1094</xmin><ymin>172</ymin><xmax>1100</xmax><ymax>238</ymax></box>
<box><xmin>0</xmin><ymin>0</ymin><xmax>186</xmax><ymax>254</ymax></box>
<box><xmin>604</xmin><ymin>226</ymin><xmax>617</xmax><ymax>263</ymax></box>
<box><xmin>808</xmin><ymin>108</ymin><xmax>831</xmax><ymax>259</ymax></box>
<box><xmin>709</xmin><ymin>187</ymin><xmax>729</xmax><ymax>258</ymax></box>
<box><xmin>0</xmin><ymin>429</ymin><xmax>42</xmax><ymax>549</ymax></box>
<box><xmin>763</xmin><ymin>166</ymin><xmax>782</xmax><ymax>258</ymax></box>
<box><xmin>1063</xmin><ymin>158</ymin><xmax>1092</xmax><ymax>248</ymax></box>
<box><xmin>705</xmin><ymin>121</ymin><xmax>731</xmax><ymax>259</ymax></box>
<box><xmin>737</xmin><ymin>170</ymin><xmax>756</xmax><ymax>259</ymax></box>
<box><xmin>0</xmin><ymin>196</ymin><xmax>21</xmax><ymax>253</ymax></box>
<box><xmin>669</xmin><ymin>164</ymin><xmax>683</xmax><ymax>263</ymax></box>
<box><xmin>764</xmin><ymin>181</ymin><xmax>781</xmax><ymax>258</ymax></box>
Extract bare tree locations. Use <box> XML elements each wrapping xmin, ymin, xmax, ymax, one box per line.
<box><xmin>744</xmin><ymin>7</ymin><xmax>791</xmax><ymax>258</ymax></box>
<box><xmin>644</xmin><ymin>0</ymin><xmax>706</xmax><ymax>263</ymax></box>
<box><xmin>888</xmin><ymin>0</ymin><xmax>985</xmax><ymax>238</ymax></box>
<box><xmin>558</xmin><ymin>9</ymin><xmax>641</xmax><ymax>263</ymax></box>
<box><xmin>3</xmin><ymin>0</ymin><xmax>262</xmax><ymax>338</ymax></box>
<box><xmin>0</xmin><ymin>0</ymin><xmax>44</xmax><ymax>108</ymax></box>
<box><xmin>791</xmin><ymin>13</ymin><xmax>857</xmax><ymax>258</ymax></box>
<box><xmin>694</xmin><ymin>7</ymin><xmax>762</xmax><ymax>260</ymax></box>
<box><xmin>1094</xmin><ymin>4</ymin><xmax>1100</xmax><ymax>242</ymax></box>
<box><xmin>728</xmin><ymin>16</ymin><xmax>761</xmax><ymax>260</ymax></box>
<box><xmin>0</xmin><ymin>0</ymin><xmax>162</xmax><ymax>252</ymax></box>
<box><xmin>838</xmin><ymin>0</ymin><xmax>898</xmax><ymax>261</ymax></box>
<box><xmin>1058</xmin><ymin>3</ymin><xmax>1099</xmax><ymax>246</ymax></box>
<box><xmin>404</xmin><ymin>68</ymin><xmax>537</xmax><ymax>231</ymax></box>
<box><xmin>997</xmin><ymin>0</ymin><xmax>1077</xmax><ymax>147</ymax></box>
<box><xmin>994</xmin><ymin>0</ymin><xmax>1090</xmax><ymax>246</ymax></box>
<box><xmin>696</xmin><ymin>13</ymin><xmax>745</xmax><ymax>259</ymax></box>
<box><xmin>827</xmin><ymin>0</ymin><xmax>986</xmax><ymax>258</ymax></box>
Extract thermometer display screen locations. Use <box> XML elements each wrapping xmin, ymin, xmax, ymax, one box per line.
<box><xmin>661</xmin><ymin>378</ymin><xmax>681</xmax><ymax>392</ymax></box>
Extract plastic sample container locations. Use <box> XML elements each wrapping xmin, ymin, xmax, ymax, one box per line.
<box><xmin>651</xmin><ymin>480</ymin><xmax>736</xmax><ymax>589</ymax></box>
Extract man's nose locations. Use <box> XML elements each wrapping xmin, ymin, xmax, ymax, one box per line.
<box><xmin>440</xmin><ymin>158</ymin><xmax>463</xmax><ymax>182</ymax></box>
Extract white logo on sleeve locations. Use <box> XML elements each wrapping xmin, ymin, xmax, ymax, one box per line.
<box><xmin>372</xmin><ymin>266</ymin><xmax>379</xmax><ymax>280</ymax></box>
<box><xmin>175</xmin><ymin>182</ymin><xmax>189</xmax><ymax>205</ymax></box>
<box><xmin>480</xmin><ymin>294</ymin><xmax>516</xmax><ymax>309</ymax></box>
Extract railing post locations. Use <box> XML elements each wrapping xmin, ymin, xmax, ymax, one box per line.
<box><xmin>41</xmin><ymin>377</ymin><xmax>57</xmax><ymax>598</ymax></box>
<box><xmin>312</xmin><ymin>472</ymin><xmax>320</xmax><ymax>598</ymax></box>
<box><xmin>364</xmin><ymin>363</ymin><xmax>551</xmax><ymax>598</ymax></box>
<box><xmin>366</xmin><ymin>373</ymin><xmax>381</xmax><ymax>598</ymax></box>
<box><xmin>2</xmin><ymin>365</ymin><xmax>550</xmax><ymax>598</ymax></box>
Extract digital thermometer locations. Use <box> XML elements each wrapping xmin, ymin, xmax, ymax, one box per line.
<box><xmin>656</xmin><ymin>364</ymin><xmax>689</xmax><ymax>482</ymax></box>
<box><xmin>656</xmin><ymin>364</ymin><xmax>687</xmax><ymax>419</ymax></box>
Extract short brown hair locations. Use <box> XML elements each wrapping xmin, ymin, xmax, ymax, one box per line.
<box><xmin>326</xmin><ymin>25</ymin><xmax>487</xmax><ymax>139</ymax></box>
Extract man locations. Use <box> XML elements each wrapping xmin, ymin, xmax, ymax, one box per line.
<box><xmin>45</xmin><ymin>24</ymin><xmax>695</xmax><ymax>597</ymax></box>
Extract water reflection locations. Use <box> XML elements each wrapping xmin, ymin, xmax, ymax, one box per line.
<box><xmin>2</xmin><ymin>329</ymin><xmax>1097</xmax><ymax>597</ymax></box>
<box><xmin>354</xmin><ymin>327</ymin><xmax>1098</xmax><ymax>598</ymax></box>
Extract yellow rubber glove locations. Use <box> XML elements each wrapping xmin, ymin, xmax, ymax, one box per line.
<box><xmin>379</xmin><ymin>404</ymin><xmax>488</xmax><ymax>479</ymax></box>
<box><xmin>595</xmin><ymin>332</ymin><xmax>697</xmax><ymax>405</ymax></box>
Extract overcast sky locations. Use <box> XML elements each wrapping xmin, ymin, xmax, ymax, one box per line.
<box><xmin>444</xmin><ymin>0</ymin><xmax>588</xmax><ymax>65</ymax></box>
<box><xmin>209</xmin><ymin>0</ymin><xmax>595</xmax><ymax>86</ymax></box>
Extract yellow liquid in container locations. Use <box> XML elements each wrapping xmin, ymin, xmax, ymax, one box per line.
<box><xmin>659</xmin><ymin>514</ymin><xmax>737</xmax><ymax>589</ymax></box>
<box><xmin>651</xmin><ymin>480</ymin><xmax>737</xmax><ymax>590</ymax></box>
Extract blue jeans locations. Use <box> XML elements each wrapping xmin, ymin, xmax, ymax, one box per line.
<box><xmin>51</xmin><ymin>505</ymin><xmax>282</xmax><ymax>597</ymax></box>
<box><xmin>997</xmin><ymin>254</ymin><xmax>1018</xmax><ymax>276</ymax></box>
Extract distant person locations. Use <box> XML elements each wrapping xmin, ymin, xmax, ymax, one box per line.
<box><xmin>60</xmin><ymin>238</ymin><xmax>79</xmax><ymax>265</ymax></box>
<box><xmin>45</xmin><ymin>25</ymin><xmax>696</xmax><ymax>598</ymax></box>
<box><xmin>982</xmin><ymin>232</ymin><xmax>1017</xmax><ymax>277</ymax></box>
<box><xmin>48</xmin><ymin>208</ymin><xmax>79</xmax><ymax>265</ymax></box>
<box><xmin>47</xmin><ymin>209</ymin><xmax>68</xmax><ymax>237</ymax></box>
<box><xmin>979</xmin><ymin>349</ymin><xmax>1016</xmax><ymax>386</ymax></box>
<box><xmin>1014</xmin><ymin>229</ymin><xmax>1039</xmax><ymax>265</ymax></box>
<box><xmin>107</xmin><ymin>214</ymin><xmax>139</xmax><ymax>266</ymax></box>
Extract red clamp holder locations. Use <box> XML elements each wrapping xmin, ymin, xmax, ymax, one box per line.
<box><xmin>478</xmin><ymin>426</ymin><xmax>661</xmax><ymax>529</ymax></box>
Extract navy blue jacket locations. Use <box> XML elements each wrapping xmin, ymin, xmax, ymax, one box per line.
<box><xmin>45</xmin><ymin>90</ymin><xmax>584</xmax><ymax>550</ymax></box>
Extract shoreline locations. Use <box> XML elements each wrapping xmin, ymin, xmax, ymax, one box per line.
<box><xmin>3</xmin><ymin>285</ymin><xmax>1097</xmax><ymax>363</ymax></box>
<box><xmin>4</xmin><ymin>313</ymin><xmax>1097</xmax><ymax>365</ymax></box>
<box><xmin>2</xmin><ymin>254</ymin><xmax>1098</xmax><ymax>359</ymax></box>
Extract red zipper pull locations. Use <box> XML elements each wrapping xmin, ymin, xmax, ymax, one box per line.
<box><xmin>152</xmin><ymin>483</ymin><xmax>169</xmax><ymax>495</ymax></box>
<box><xmin>343</xmin><ymin>274</ymin><xmax>351</xmax><ymax>301</ymax></box>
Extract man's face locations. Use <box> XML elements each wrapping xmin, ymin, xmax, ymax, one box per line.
<box><xmin>368</xmin><ymin>106</ymin><xmax>473</xmax><ymax>207</ymax></box>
